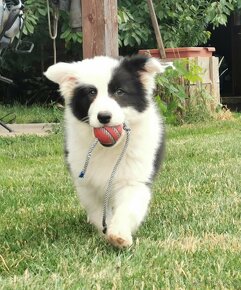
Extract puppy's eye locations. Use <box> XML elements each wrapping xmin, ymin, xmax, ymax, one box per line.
<box><xmin>114</xmin><ymin>88</ymin><xmax>125</xmax><ymax>96</ymax></box>
<box><xmin>88</xmin><ymin>88</ymin><xmax>97</xmax><ymax>96</ymax></box>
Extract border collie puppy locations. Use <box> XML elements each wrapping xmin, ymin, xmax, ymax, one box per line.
<box><xmin>45</xmin><ymin>55</ymin><xmax>170</xmax><ymax>248</ymax></box>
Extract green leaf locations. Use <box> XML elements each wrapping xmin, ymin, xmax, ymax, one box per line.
<box><xmin>37</xmin><ymin>8</ymin><xmax>47</xmax><ymax>16</ymax></box>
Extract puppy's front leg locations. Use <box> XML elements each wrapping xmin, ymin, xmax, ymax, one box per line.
<box><xmin>107</xmin><ymin>183</ymin><xmax>151</xmax><ymax>248</ymax></box>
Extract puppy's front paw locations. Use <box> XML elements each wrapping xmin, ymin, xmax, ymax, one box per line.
<box><xmin>107</xmin><ymin>231</ymin><xmax>133</xmax><ymax>248</ymax></box>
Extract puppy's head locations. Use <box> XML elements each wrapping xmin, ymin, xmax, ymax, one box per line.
<box><xmin>44</xmin><ymin>55</ymin><xmax>171</xmax><ymax>127</ymax></box>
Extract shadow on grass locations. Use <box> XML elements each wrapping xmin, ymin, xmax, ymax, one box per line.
<box><xmin>1</xmin><ymin>208</ymin><xmax>124</xmax><ymax>268</ymax></box>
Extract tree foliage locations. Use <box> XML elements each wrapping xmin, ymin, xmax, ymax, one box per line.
<box><xmin>23</xmin><ymin>0</ymin><xmax>82</xmax><ymax>46</ymax></box>
<box><xmin>118</xmin><ymin>0</ymin><xmax>238</xmax><ymax>47</ymax></box>
<box><xmin>0</xmin><ymin>0</ymin><xmax>239</xmax><ymax>104</ymax></box>
<box><xmin>23</xmin><ymin>0</ymin><xmax>239</xmax><ymax>49</ymax></box>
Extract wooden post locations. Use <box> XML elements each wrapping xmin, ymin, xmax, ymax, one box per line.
<box><xmin>82</xmin><ymin>0</ymin><xmax>118</xmax><ymax>59</ymax></box>
<box><xmin>146</xmin><ymin>0</ymin><xmax>166</xmax><ymax>59</ymax></box>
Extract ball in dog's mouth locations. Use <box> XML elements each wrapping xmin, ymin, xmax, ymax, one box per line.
<box><xmin>93</xmin><ymin>125</ymin><xmax>123</xmax><ymax>147</ymax></box>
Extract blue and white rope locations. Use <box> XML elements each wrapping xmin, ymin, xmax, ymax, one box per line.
<box><xmin>79</xmin><ymin>123</ymin><xmax>131</xmax><ymax>234</ymax></box>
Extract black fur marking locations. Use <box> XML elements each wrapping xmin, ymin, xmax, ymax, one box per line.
<box><xmin>64</xmin><ymin>147</ymin><xmax>71</xmax><ymax>171</ymax></box>
<box><xmin>108</xmin><ymin>56</ymin><xmax>149</xmax><ymax>112</ymax></box>
<box><xmin>64</xmin><ymin>130</ymin><xmax>71</xmax><ymax>171</ymax></box>
<box><xmin>152</xmin><ymin>127</ymin><xmax>166</xmax><ymax>180</ymax></box>
<box><xmin>64</xmin><ymin>147</ymin><xmax>69</xmax><ymax>159</ymax></box>
<box><xmin>70</xmin><ymin>85</ymin><xmax>97</xmax><ymax>121</ymax></box>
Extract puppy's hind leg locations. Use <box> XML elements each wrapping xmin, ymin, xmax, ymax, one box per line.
<box><xmin>107</xmin><ymin>183</ymin><xmax>151</xmax><ymax>248</ymax></box>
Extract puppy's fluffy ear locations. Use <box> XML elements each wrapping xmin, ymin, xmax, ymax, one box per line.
<box><xmin>144</xmin><ymin>57</ymin><xmax>174</xmax><ymax>74</ymax></box>
<box><xmin>122</xmin><ymin>55</ymin><xmax>174</xmax><ymax>75</ymax></box>
<box><xmin>44</xmin><ymin>62</ymin><xmax>79</xmax><ymax>99</ymax></box>
<box><xmin>44</xmin><ymin>62</ymin><xmax>77</xmax><ymax>84</ymax></box>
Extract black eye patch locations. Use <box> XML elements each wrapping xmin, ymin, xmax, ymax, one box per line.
<box><xmin>108</xmin><ymin>63</ymin><xmax>148</xmax><ymax>112</ymax></box>
<box><xmin>70</xmin><ymin>85</ymin><xmax>97</xmax><ymax>122</ymax></box>
<box><xmin>113</xmin><ymin>88</ymin><xmax>126</xmax><ymax>97</ymax></box>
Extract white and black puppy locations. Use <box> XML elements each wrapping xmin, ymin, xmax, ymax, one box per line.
<box><xmin>45</xmin><ymin>55</ymin><xmax>170</xmax><ymax>248</ymax></box>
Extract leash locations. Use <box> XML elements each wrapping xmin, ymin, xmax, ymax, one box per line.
<box><xmin>79</xmin><ymin>123</ymin><xmax>131</xmax><ymax>234</ymax></box>
<box><xmin>79</xmin><ymin>138</ymin><xmax>99</xmax><ymax>178</ymax></box>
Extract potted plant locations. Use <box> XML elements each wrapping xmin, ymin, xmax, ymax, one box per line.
<box><xmin>138</xmin><ymin>47</ymin><xmax>216</xmax><ymax>59</ymax></box>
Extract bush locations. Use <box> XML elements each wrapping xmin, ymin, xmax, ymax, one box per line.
<box><xmin>155</xmin><ymin>59</ymin><xmax>216</xmax><ymax>125</ymax></box>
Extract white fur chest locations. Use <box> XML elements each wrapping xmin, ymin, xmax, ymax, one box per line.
<box><xmin>65</xmin><ymin>105</ymin><xmax>163</xmax><ymax>198</ymax></box>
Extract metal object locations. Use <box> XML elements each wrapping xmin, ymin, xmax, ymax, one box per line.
<box><xmin>0</xmin><ymin>112</ymin><xmax>16</xmax><ymax>132</ymax></box>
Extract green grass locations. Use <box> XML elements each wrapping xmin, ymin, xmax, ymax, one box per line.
<box><xmin>0</xmin><ymin>104</ymin><xmax>63</xmax><ymax>124</ymax></box>
<box><xmin>0</xmin><ymin>117</ymin><xmax>241</xmax><ymax>289</ymax></box>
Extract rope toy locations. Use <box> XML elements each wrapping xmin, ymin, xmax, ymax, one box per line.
<box><xmin>79</xmin><ymin>123</ymin><xmax>131</xmax><ymax>234</ymax></box>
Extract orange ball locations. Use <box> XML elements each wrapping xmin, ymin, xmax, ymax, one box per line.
<box><xmin>94</xmin><ymin>125</ymin><xmax>123</xmax><ymax>147</ymax></box>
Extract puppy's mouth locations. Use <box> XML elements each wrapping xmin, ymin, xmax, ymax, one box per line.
<box><xmin>93</xmin><ymin>125</ymin><xmax>123</xmax><ymax>147</ymax></box>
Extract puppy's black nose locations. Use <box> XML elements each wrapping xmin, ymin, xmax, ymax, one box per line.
<box><xmin>97</xmin><ymin>111</ymin><xmax>112</xmax><ymax>124</ymax></box>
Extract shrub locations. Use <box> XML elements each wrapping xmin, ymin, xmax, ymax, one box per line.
<box><xmin>155</xmin><ymin>59</ymin><xmax>216</xmax><ymax>125</ymax></box>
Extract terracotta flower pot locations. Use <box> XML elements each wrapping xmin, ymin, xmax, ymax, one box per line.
<box><xmin>139</xmin><ymin>47</ymin><xmax>215</xmax><ymax>59</ymax></box>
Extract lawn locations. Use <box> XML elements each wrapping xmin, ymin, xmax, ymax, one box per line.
<box><xmin>0</xmin><ymin>104</ymin><xmax>63</xmax><ymax>124</ymax></box>
<box><xmin>0</xmin><ymin>116</ymin><xmax>241</xmax><ymax>289</ymax></box>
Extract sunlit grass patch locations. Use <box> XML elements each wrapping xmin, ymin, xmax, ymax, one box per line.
<box><xmin>0</xmin><ymin>117</ymin><xmax>241</xmax><ymax>288</ymax></box>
